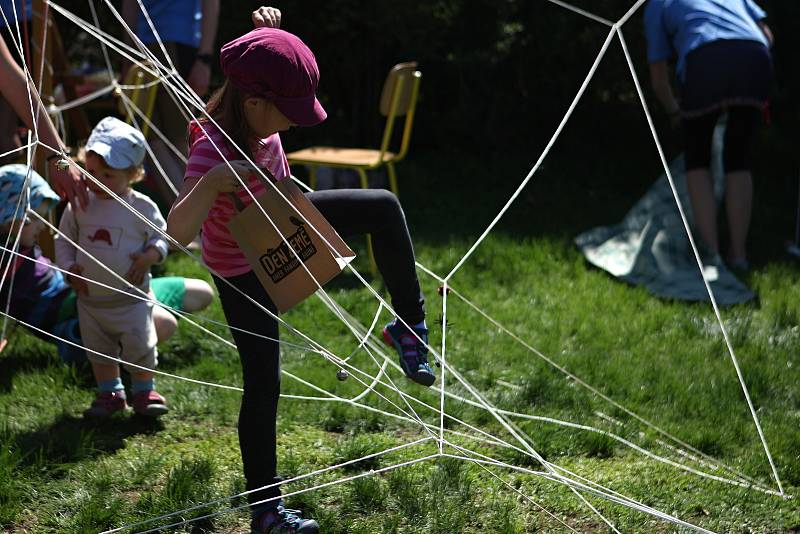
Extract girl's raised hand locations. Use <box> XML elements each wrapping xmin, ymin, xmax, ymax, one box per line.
<box><xmin>252</xmin><ymin>6</ymin><xmax>281</xmax><ymax>28</ymax></box>
<box><xmin>203</xmin><ymin>160</ymin><xmax>257</xmax><ymax>193</ymax></box>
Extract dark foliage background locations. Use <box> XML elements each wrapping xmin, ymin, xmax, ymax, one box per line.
<box><xmin>60</xmin><ymin>0</ymin><xmax>799</xmax><ymax>244</ymax></box>
<box><xmin>206</xmin><ymin>1</ymin><xmax>797</xmax><ymax>162</ymax></box>
<box><xmin>61</xmin><ymin>1</ymin><xmax>798</xmax><ymax>157</ymax></box>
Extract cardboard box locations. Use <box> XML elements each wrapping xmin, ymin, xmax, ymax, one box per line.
<box><xmin>227</xmin><ymin>176</ymin><xmax>355</xmax><ymax>313</ymax></box>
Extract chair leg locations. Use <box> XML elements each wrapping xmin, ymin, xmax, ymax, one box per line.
<box><xmin>387</xmin><ymin>162</ymin><xmax>399</xmax><ymax>197</ymax></box>
<box><xmin>356</xmin><ymin>168</ymin><xmax>378</xmax><ymax>274</ymax></box>
<box><xmin>308</xmin><ymin>166</ymin><xmax>317</xmax><ymax>190</ymax></box>
<box><xmin>357</xmin><ymin>168</ymin><xmax>369</xmax><ymax>190</ymax></box>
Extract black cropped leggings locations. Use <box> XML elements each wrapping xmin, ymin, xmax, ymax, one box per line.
<box><xmin>213</xmin><ymin>188</ymin><xmax>425</xmax><ymax>510</ymax></box>
<box><xmin>683</xmin><ymin>106</ymin><xmax>762</xmax><ymax>173</ymax></box>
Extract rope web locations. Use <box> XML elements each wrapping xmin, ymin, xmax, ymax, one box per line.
<box><xmin>0</xmin><ymin>0</ymin><xmax>789</xmax><ymax>532</ymax></box>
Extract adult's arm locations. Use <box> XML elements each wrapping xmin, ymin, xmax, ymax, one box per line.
<box><xmin>649</xmin><ymin>60</ymin><xmax>680</xmax><ymax>121</ymax></box>
<box><xmin>121</xmin><ymin>0</ymin><xmax>138</xmax><ymax>40</ymax></box>
<box><xmin>186</xmin><ymin>0</ymin><xmax>220</xmax><ymax>97</ymax></box>
<box><xmin>0</xmin><ymin>38</ymin><xmax>88</xmax><ymax>209</ymax></box>
<box><xmin>757</xmin><ymin>20</ymin><xmax>774</xmax><ymax>46</ymax></box>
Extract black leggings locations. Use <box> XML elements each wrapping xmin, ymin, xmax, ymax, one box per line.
<box><xmin>212</xmin><ymin>188</ymin><xmax>425</xmax><ymax>510</ymax></box>
<box><xmin>683</xmin><ymin>106</ymin><xmax>762</xmax><ymax>173</ymax></box>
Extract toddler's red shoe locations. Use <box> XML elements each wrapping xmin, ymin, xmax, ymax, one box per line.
<box><xmin>132</xmin><ymin>390</ymin><xmax>169</xmax><ymax>417</ymax></box>
<box><xmin>84</xmin><ymin>390</ymin><xmax>128</xmax><ymax>418</ymax></box>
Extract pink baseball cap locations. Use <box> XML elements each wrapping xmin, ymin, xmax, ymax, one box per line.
<box><xmin>220</xmin><ymin>28</ymin><xmax>327</xmax><ymax>127</ymax></box>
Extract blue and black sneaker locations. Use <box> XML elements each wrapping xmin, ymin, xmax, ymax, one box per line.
<box><xmin>382</xmin><ymin>320</ymin><xmax>435</xmax><ymax>387</ymax></box>
<box><xmin>251</xmin><ymin>501</ymin><xmax>319</xmax><ymax>533</ymax></box>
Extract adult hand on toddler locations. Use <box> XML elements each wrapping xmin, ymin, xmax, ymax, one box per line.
<box><xmin>203</xmin><ymin>160</ymin><xmax>258</xmax><ymax>193</ymax></box>
<box><xmin>126</xmin><ymin>247</ymin><xmax>161</xmax><ymax>285</ymax></box>
<box><xmin>67</xmin><ymin>264</ymin><xmax>89</xmax><ymax>296</ymax></box>
<box><xmin>252</xmin><ymin>6</ymin><xmax>281</xmax><ymax>28</ymax></box>
<box><xmin>49</xmin><ymin>158</ymin><xmax>89</xmax><ymax>211</ymax></box>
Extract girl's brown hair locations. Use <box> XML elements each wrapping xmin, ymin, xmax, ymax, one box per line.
<box><xmin>200</xmin><ymin>80</ymin><xmax>258</xmax><ymax>162</ymax></box>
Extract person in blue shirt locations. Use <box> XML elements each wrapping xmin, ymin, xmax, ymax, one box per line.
<box><xmin>644</xmin><ymin>0</ymin><xmax>773</xmax><ymax>271</ymax></box>
<box><xmin>121</xmin><ymin>0</ymin><xmax>220</xmax><ymax>200</ymax></box>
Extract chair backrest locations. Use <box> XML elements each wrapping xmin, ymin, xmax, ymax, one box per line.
<box><xmin>378</xmin><ymin>62</ymin><xmax>422</xmax><ymax>163</ymax></box>
<box><xmin>117</xmin><ymin>62</ymin><xmax>159</xmax><ymax>137</ymax></box>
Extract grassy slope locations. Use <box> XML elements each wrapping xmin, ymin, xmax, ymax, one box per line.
<box><xmin>1</xmin><ymin>145</ymin><xmax>799</xmax><ymax>533</ymax></box>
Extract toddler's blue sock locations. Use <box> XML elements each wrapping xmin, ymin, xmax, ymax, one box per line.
<box><xmin>132</xmin><ymin>378</ymin><xmax>155</xmax><ymax>394</ymax></box>
<box><xmin>98</xmin><ymin>377</ymin><xmax>124</xmax><ymax>393</ymax></box>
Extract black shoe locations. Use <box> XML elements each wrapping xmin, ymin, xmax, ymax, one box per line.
<box><xmin>251</xmin><ymin>501</ymin><xmax>319</xmax><ymax>534</ymax></box>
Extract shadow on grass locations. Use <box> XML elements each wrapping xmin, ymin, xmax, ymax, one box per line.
<box><xmin>0</xmin><ymin>352</ymin><xmax>54</xmax><ymax>393</ymax></box>
<box><xmin>9</xmin><ymin>413</ymin><xmax>165</xmax><ymax>473</ymax></box>
<box><xmin>0</xmin><ymin>347</ymin><xmax>95</xmax><ymax>394</ymax></box>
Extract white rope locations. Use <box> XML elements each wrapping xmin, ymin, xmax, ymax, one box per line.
<box><xmin>85</xmin><ymin>0</ymin><xmax>180</xmax><ymax>199</ymax></box>
<box><xmin>439</xmin><ymin>281</ymin><xmax>448</xmax><ymax>453</ymax></box>
<box><xmin>0</xmin><ymin>2</ymin><xmax>782</xmax><ymax>532</ymax></box>
<box><xmin>338</xmin><ymin>301</ymin><xmax>383</xmax><ymax>365</ymax></box>
<box><xmin>312</xmin><ymin>291</ymin><xmax>440</xmax><ymax>441</ymax></box>
<box><xmin>444</xmin><ymin>452</ymin><xmax>716</xmax><ymax>534</ymax></box>
<box><xmin>444</xmin><ymin>437</ymin><xmax>715</xmax><ymax>533</ymax></box>
<box><xmin>446</xmin><ymin>283</ymin><xmax>769</xmax><ymax>489</ymax></box>
<box><xmin>102</xmin><ymin>438</ymin><xmax>434</xmax><ymax>533</ymax></box>
<box><xmin>617</xmin><ymin>26</ymin><xmax>783</xmax><ymax>495</ymax></box>
<box><xmin>133</xmin><ymin>453</ymin><xmax>440</xmax><ymax>533</ymax></box>
<box><xmin>543</xmin><ymin>0</ymin><xmax>614</xmax><ymax>26</ymax></box>
<box><xmin>460</xmin><ymin>458</ymin><xmax>581</xmax><ymax>533</ymax></box>
<box><xmin>445</xmin><ymin>26</ymin><xmax>616</xmax><ymax>280</ymax></box>
<box><xmin>313</xmin><ymin>277</ymin><xmax>781</xmax><ymax>496</ymax></box>
<box><xmin>50</xmin><ymin>83</ymin><xmax>116</xmax><ymax>112</ymax></box>
<box><xmin>0</xmin><ymin>163</ymin><xmax>33</xmax><ymax>346</ymax></box>
<box><xmin>57</xmin><ymin>1</ymin><xmax>448</xmax><ymax>401</ymax></box>
<box><xmin>10</xmin><ymin>218</ymin><xmax>435</xmax><ymax>431</ymax></box>
<box><xmin>0</xmin><ymin>240</ymin><xmax>315</xmax><ymax>353</ymax></box>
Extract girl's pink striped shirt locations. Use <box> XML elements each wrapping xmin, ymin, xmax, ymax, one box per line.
<box><xmin>184</xmin><ymin>121</ymin><xmax>291</xmax><ymax>278</ymax></box>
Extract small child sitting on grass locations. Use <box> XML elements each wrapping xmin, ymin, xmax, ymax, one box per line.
<box><xmin>56</xmin><ymin>116</ymin><xmax>171</xmax><ymax>418</ymax></box>
<box><xmin>0</xmin><ymin>164</ymin><xmax>85</xmax><ymax>363</ymax></box>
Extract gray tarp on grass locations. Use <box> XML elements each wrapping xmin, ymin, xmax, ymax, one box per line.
<box><xmin>574</xmin><ymin>122</ymin><xmax>755</xmax><ymax>306</ymax></box>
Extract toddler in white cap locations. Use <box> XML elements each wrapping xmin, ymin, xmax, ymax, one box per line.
<box><xmin>55</xmin><ymin>116</ymin><xmax>171</xmax><ymax>418</ymax></box>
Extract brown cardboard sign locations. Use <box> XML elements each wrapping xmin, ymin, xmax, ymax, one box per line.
<box><xmin>227</xmin><ymin>177</ymin><xmax>355</xmax><ymax>313</ymax></box>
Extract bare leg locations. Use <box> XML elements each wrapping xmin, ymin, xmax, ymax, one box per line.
<box><xmin>181</xmin><ymin>278</ymin><xmax>214</xmax><ymax>311</ymax></box>
<box><xmin>686</xmin><ymin>168</ymin><xmax>718</xmax><ymax>254</ymax></box>
<box><xmin>91</xmin><ymin>362</ymin><xmax>120</xmax><ymax>382</ymax></box>
<box><xmin>725</xmin><ymin>172</ymin><xmax>753</xmax><ymax>263</ymax></box>
<box><xmin>153</xmin><ymin>305</ymin><xmax>178</xmax><ymax>343</ymax></box>
<box><xmin>130</xmin><ymin>370</ymin><xmax>154</xmax><ymax>382</ymax></box>
<box><xmin>151</xmin><ymin>279</ymin><xmax>213</xmax><ymax>343</ymax></box>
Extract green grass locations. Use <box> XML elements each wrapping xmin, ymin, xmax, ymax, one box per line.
<box><xmin>2</xmin><ymin>149</ymin><xmax>800</xmax><ymax>533</ymax></box>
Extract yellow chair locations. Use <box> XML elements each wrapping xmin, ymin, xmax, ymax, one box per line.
<box><xmin>287</xmin><ymin>62</ymin><xmax>421</xmax><ymax>272</ymax></box>
<box><xmin>116</xmin><ymin>62</ymin><xmax>159</xmax><ymax>137</ymax></box>
<box><xmin>287</xmin><ymin>61</ymin><xmax>422</xmax><ymax>196</ymax></box>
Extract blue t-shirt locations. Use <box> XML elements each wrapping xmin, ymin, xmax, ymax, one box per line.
<box><xmin>0</xmin><ymin>0</ymin><xmax>31</xmax><ymax>27</ymax></box>
<box><xmin>135</xmin><ymin>0</ymin><xmax>201</xmax><ymax>49</ymax></box>
<box><xmin>644</xmin><ymin>0</ymin><xmax>768</xmax><ymax>79</ymax></box>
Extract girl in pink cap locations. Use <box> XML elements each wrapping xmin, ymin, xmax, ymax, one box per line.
<box><xmin>168</xmin><ymin>26</ymin><xmax>431</xmax><ymax>534</ymax></box>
